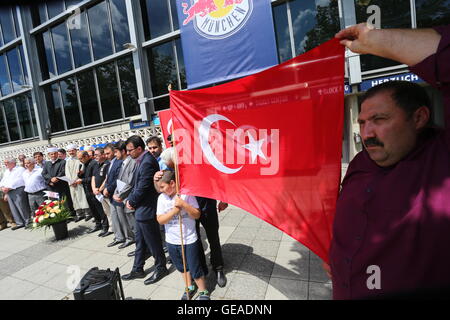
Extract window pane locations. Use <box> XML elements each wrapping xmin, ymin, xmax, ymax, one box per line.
<box><xmin>416</xmin><ymin>0</ymin><xmax>450</xmax><ymax>27</ymax></box>
<box><xmin>88</xmin><ymin>2</ymin><xmax>113</xmax><ymax>60</ymax></box>
<box><xmin>65</xmin><ymin>0</ymin><xmax>82</xmax><ymax>8</ymax></box>
<box><xmin>96</xmin><ymin>62</ymin><xmax>122</xmax><ymax>122</ymax></box>
<box><xmin>0</xmin><ymin>7</ymin><xmax>16</xmax><ymax>44</ymax></box>
<box><xmin>273</xmin><ymin>3</ymin><xmax>292</xmax><ymax>63</ymax></box>
<box><xmin>52</xmin><ymin>23</ymin><xmax>72</xmax><ymax>75</ymax></box>
<box><xmin>142</xmin><ymin>0</ymin><xmax>171</xmax><ymax>40</ymax></box>
<box><xmin>18</xmin><ymin>45</ymin><xmax>29</xmax><ymax>85</ymax></box>
<box><xmin>44</xmin><ymin>83</ymin><xmax>65</xmax><ymax>133</ymax></box>
<box><xmin>3</xmin><ymin>99</ymin><xmax>20</xmax><ymax>141</ymax></box>
<box><xmin>77</xmin><ymin>69</ymin><xmax>100</xmax><ymax>125</ymax></box>
<box><xmin>290</xmin><ymin>0</ymin><xmax>339</xmax><ymax>55</ymax></box>
<box><xmin>60</xmin><ymin>77</ymin><xmax>82</xmax><ymax>129</ymax></box>
<box><xmin>47</xmin><ymin>0</ymin><xmax>65</xmax><ymax>19</ymax></box>
<box><xmin>355</xmin><ymin>0</ymin><xmax>411</xmax><ymax>71</ymax></box>
<box><xmin>148</xmin><ymin>41</ymin><xmax>178</xmax><ymax>97</ymax></box>
<box><xmin>38</xmin><ymin>31</ymin><xmax>57</xmax><ymax>80</ymax></box>
<box><xmin>0</xmin><ymin>54</ymin><xmax>12</xmax><ymax>96</ymax></box>
<box><xmin>15</xmin><ymin>95</ymin><xmax>33</xmax><ymax>139</ymax></box>
<box><xmin>110</xmin><ymin>0</ymin><xmax>131</xmax><ymax>52</ymax></box>
<box><xmin>6</xmin><ymin>47</ymin><xmax>24</xmax><ymax>92</ymax></box>
<box><xmin>0</xmin><ymin>105</ymin><xmax>8</xmax><ymax>143</ymax></box>
<box><xmin>12</xmin><ymin>8</ymin><xmax>20</xmax><ymax>38</ymax></box>
<box><xmin>117</xmin><ymin>55</ymin><xmax>139</xmax><ymax>117</ymax></box>
<box><xmin>27</xmin><ymin>94</ymin><xmax>38</xmax><ymax>137</ymax></box>
<box><xmin>169</xmin><ymin>0</ymin><xmax>179</xmax><ymax>30</ymax></box>
<box><xmin>69</xmin><ymin>11</ymin><xmax>91</xmax><ymax>68</ymax></box>
<box><xmin>175</xmin><ymin>39</ymin><xmax>186</xmax><ymax>89</ymax></box>
<box><xmin>38</xmin><ymin>3</ymin><xmax>48</xmax><ymax>26</ymax></box>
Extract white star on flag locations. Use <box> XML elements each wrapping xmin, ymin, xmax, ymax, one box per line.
<box><xmin>243</xmin><ymin>132</ymin><xmax>267</xmax><ymax>163</ymax></box>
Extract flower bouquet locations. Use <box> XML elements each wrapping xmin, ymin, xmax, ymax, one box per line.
<box><xmin>30</xmin><ymin>198</ymin><xmax>71</xmax><ymax>240</ymax></box>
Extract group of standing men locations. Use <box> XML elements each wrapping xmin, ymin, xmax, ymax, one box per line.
<box><xmin>0</xmin><ymin>134</ymin><xmax>228</xmax><ymax>289</ymax></box>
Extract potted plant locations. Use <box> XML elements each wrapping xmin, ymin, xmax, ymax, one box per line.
<box><xmin>30</xmin><ymin>198</ymin><xmax>71</xmax><ymax>240</ymax></box>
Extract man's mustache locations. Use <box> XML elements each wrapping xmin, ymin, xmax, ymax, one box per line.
<box><xmin>364</xmin><ymin>137</ymin><xmax>384</xmax><ymax>147</ymax></box>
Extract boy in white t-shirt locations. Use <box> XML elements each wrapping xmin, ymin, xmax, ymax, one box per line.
<box><xmin>156</xmin><ymin>170</ymin><xmax>209</xmax><ymax>300</ymax></box>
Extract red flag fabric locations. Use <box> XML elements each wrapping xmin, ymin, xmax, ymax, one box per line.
<box><xmin>158</xmin><ymin>109</ymin><xmax>173</xmax><ymax>148</ymax></box>
<box><xmin>170</xmin><ymin>39</ymin><xmax>344</xmax><ymax>263</ymax></box>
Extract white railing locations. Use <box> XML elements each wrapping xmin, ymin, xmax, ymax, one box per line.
<box><xmin>0</xmin><ymin>126</ymin><xmax>163</xmax><ymax>163</ymax></box>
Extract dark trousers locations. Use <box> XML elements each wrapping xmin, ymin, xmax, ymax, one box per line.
<box><xmin>58</xmin><ymin>185</ymin><xmax>75</xmax><ymax>216</ymax></box>
<box><xmin>196</xmin><ymin>208</ymin><xmax>224</xmax><ymax>272</ymax></box>
<box><xmin>85</xmin><ymin>190</ymin><xmax>108</xmax><ymax>230</ymax></box>
<box><xmin>133</xmin><ymin>218</ymin><xmax>166</xmax><ymax>273</ymax></box>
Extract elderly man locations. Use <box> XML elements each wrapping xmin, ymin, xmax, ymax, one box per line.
<box><xmin>18</xmin><ymin>154</ymin><xmax>26</xmax><ymax>167</ymax></box>
<box><xmin>329</xmin><ymin>24</ymin><xmax>450</xmax><ymax>299</ymax></box>
<box><xmin>0</xmin><ymin>159</ymin><xmax>29</xmax><ymax>229</ymax></box>
<box><xmin>0</xmin><ymin>165</ymin><xmax>16</xmax><ymax>230</ymax></box>
<box><xmin>42</xmin><ymin>147</ymin><xmax>75</xmax><ymax>217</ymax></box>
<box><xmin>65</xmin><ymin>144</ymin><xmax>90</xmax><ymax>222</ymax></box>
<box><xmin>23</xmin><ymin>158</ymin><xmax>46</xmax><ymax>218</ymax></box>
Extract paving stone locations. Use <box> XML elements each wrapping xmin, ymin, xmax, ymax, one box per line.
<box><xmin>238</xmin><ymin>254</ymin><xmax>275</xmax><ymax>277</ymax></box>
<box><xmin>250</xmin><ymin>239</ymin><xmax>281</xmax><ymax>258</ymax></box>
<box><xmin>224</xmin><ymin>273</ymin><xmax>269</xmax><ymax>300</ymax></box>
<box><xmin>228</xmin><ymin>227</ymin><xmax>259</xmax><ymax>240</ymax></box>
<box><xmin>0</xmin><ymin>277</ymin><xmax>39</xmax><ymax>299</ymax></box>
<box><xmin>265</xmin><ymin>277</ymin><xmax>308</xmax><ymax>300</ymax></box>
<box><xmin>308</xmin><ymin>281</ymin><xmax>333</xmax><ymax>300</ymax></box>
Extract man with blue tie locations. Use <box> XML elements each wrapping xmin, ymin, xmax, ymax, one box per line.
<box><xmin>121</xmin><ymin>135</ymin><xmax>168</xmax><ymax>285</ymax></box>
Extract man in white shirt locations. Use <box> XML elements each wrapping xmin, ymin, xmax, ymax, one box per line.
<box><xmin>0</xmin><ymin>158</ymin><xmax>30</xmax><ymax>229</ymax></box>
<box><xmin>23</xmin><ymin>158</ymin><xmax>47</xmax><ymax>218</ymax></box>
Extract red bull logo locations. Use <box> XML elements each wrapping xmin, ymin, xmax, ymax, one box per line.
<box><xmin>181</xmin><ymin>0</ymin><xmax>252</xmax><ymax>39</ymax></box>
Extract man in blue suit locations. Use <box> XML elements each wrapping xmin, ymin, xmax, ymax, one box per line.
<box><xmin>121</xmin><ymin>135</ymin><xmax>168</xmax><ymax>285</ymax></box>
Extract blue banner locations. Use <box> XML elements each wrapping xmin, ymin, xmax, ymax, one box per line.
<box><xmin>175</xmin><ymin>0</ymin><xmax>278</xmax><ymax>89</ymax></box>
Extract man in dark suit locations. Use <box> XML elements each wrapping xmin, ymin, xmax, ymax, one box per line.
<box><xmin>121</xmin><ymin>136</ymin><xmax>168</xmax><ymax>285</ymax></box>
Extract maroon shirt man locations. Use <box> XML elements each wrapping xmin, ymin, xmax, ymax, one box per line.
<box><xmin>330</xmin><ymin>25</ymin><xmax>450</xmax><ymax>299</ymax></box>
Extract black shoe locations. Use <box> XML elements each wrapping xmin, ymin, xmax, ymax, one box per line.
<box><xmin>98</xmin><ymin>230</ymin><xmax>109</xmax><ymax>237</ymax></box>
<box><xmin>107</xmin><ymin>240</ymin><xmax>125</xmax><ymax>247</ymax></box>
<box><xmin>144</xmin><ymin>268</ymin><xmax>168</xmax><ymax>285</ymax></box>
<box><xmin>11</xmin><ymin>225</ymin><xmax>25</xmax><ymax>231</ymax></box>
<box><xmin>101</xmin><ymin>231</ymin><xmax>114</xmax><ymax>238</ymax></box>
<box><xmin>127</xmin><ymin>250</ymin><xmax>135</xmax><ymax>257</ymax></box>
<box><xmin>216</xmin><ymin>269</ymin><xmax>227</xmax><ymax>288</ymax></box>
<box><xmin>118</xmin><ymin>240</ymin><xmax>135</xmax><ymax>249</ymax></box>
<box><xmin>87</xmin><ymin>226</ymin><xmax>102</xmax><ymax>234</ymax></box>
<box><xmin>85</xmin><ymin>215</ymin><xmax>93</xmax><ymax>222</ymax></box>
<box><xmin>121</xmin><ymin>270</ymin><xmax>146</xmax><ymax>281</ymax></box>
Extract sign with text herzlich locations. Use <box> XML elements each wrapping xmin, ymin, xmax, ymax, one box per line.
<box><xmin>175</xmin><ymin>0</ymin><xmax>278</xmax><ymax>88</ymax></box>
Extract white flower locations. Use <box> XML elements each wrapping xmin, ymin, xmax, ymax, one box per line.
<box><xmin>38</xmin><ymin>216</ymin><xmax>44</xmax><ymax>222</ymax></box>
<box><xmin>33</xmin><ymin>223</ymin><xmax>37</xmax><ymax>228</ymax></box>
<box><xmin>44</xmin><ymin>200</ymin><xmax>52</xmax><ymax>204</ymax></box>
<box><xmin>50</xmin><ymin>213</ymin><xmax>56</xmax><ymax>218</ymax></box>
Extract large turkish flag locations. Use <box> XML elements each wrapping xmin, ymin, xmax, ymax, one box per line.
<box><xmin>170</xmin><ymin>38</ymin><xmax>344</xmax><ymax>263</ymax></box>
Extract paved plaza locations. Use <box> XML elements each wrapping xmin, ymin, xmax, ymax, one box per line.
<box><xmin>0</xmin><ymin>205</ymin><xmax>332</xmax><ymax>300</ymax></box>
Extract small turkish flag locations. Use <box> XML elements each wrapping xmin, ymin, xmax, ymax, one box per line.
<box><xmin>170</xmin><ymin>38</ymin><xmax>344</xmax><ymax>263</ymax></box>
<box><xmin>158</xmin><ymin>109</ymin><xmax>173</xmax><ymax>148</ymax></box>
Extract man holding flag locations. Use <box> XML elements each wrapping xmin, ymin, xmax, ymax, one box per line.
<box><xmin>329</xmin><ymin>23</ymin><xmax>450</xmax><ymax>299</ymax></box>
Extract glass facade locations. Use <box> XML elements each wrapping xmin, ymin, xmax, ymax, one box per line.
<box><xmin>0</xmin><ymin>0</ymin><xmax>446</xmax><ymax>146</ymax></box>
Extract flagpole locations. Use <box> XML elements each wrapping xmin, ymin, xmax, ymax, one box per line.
<box><xmin>169</xmin><ymin>85</ymin><xmax>190</xmax><ymax>300</ymax></box>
